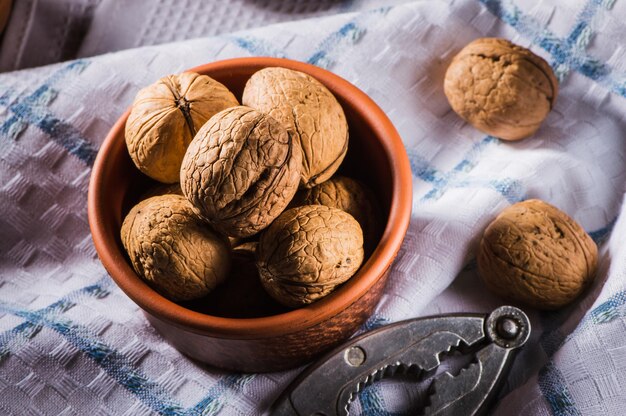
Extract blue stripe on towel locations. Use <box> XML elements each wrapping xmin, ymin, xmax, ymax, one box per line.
<box><xmin>589</xmin><ymin>290</ymin><xmax>626</xmax><ymax>325</ymax></box>
<box><xmin>0</xmin><ymin>89</ymin><xmax>27</xmax><ymax>137</ymax></box>
<box><xmin>359</xmin><ymin>384</ymin><xmax>391</xmax><ymax>415</ymax></box>
<box><xmin>407</xmin><ymin>136</ymin><xmax>525</xmax><ymax>203</ymax></box>
<box><xmin>538</xmin><ymin>362</ymin><xmax>583</xmax><ymax>416</ymax></box>
<box><xmin>0</xmin><ymin>301</ymin><xmax>188</xmax><ymax>415</ymax></box>
<box><xmin>588</xmin><ymin>217</ymin><xmax>616</xmax><ymax>244</ymax></box>
<box><xmin>187</xmin><ymin>374</ymin><xmax>255</xmax><ymax>415</ymax></box>
<box><xmin>308</xmin><ymin>22</ymin><xmax>363</xmax><ymax>68</ymax></box>
<box><xmin>0</xmin><ymin>277</ymin><xmax>111</xmax><ymax>361</ymax></box>
<box><xmin>0</xmin><ymin>276</ymin><xmax>253</xmax><ymax>415</ymax></box>
<box><xmin>307</xmin><ymin>7</ymin><xmax>390</xmax><ymax>69</ymax></box>
<box><xmin>553</xmin><ymin>0</ymin><xmax>615</xmax><ymax>81</ymax></box>
<box><xmin>540</xmin><ymin>281</ymin><xmax>626</xmax><ymax>360</ymax></box>
<box><xmin>0</xmin><ymin>60</ymin><xmax>98</xmax><ymax>165</ymax></box>
<box><xmin>479</xmin><ymin>0</ymin><xmax>626</xmax><ymax>97</ymax></box>
<box><xmin>538</xmin><ymin>304</ymin><xmax>582</xmax><ymax>415</ymax></box>
<box><xmin>229</xmin><ymin>36</ymin><xmax>286</xmax><ymax>58</ymax></box>
<box><xmin>361</xmin><ymin>314</ymin><xmax>390</xmax><ymax>332</ymax></box>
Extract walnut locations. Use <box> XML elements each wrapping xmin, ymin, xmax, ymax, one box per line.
<box><xmin>125</xmin><ymin>72</ymin><xmax>239</xmax><ymax>183</ymax></box>
<box><xmin>293</xmin><ymin>176</ymin><xmax>381</xmax><ymax>254</ymax></box>
<box><xmin>180</xmin><ymin>106</ymin><xmax>302</xmax><ymax>238</ymax></box>
<box><xmin>477</xmin><ymin>199</ymin><xmax>597</xmax><ymax>310</ymax></box>
<box><xmin>444</xmin><ymin>38</ymin><xmax>558</xmax><ymax>141</ymax></box>
<box><xmin>121</xmin><ymin>194</ymin><xmax>230</xmax><ymax>301</ymax></box>
<box><xmin>242</xmin><ymin>67</ymin><xmax>348</xmax><ymax>188</ymax></box>
<box><xmin>257</xmin><ymin>205</ymin><xmax>364</xmax><ymax>308</ymax></box>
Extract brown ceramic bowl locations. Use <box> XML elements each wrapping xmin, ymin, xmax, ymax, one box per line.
<box><xmin>88</xmin><ymin>57</ymin><xmax>412</xmax><ymax>373</ymax></box>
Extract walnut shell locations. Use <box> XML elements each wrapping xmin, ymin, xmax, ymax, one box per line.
<box><xmin>257</xmin><ymin>205</ymin><xmax>364</xmax><ymax>308</ymax></box>
<box><xmin>477</xmin><ymin>199</ymin><xmax>597</xmax><ymax>310</ymax></box>
<box><xmin>444</xmin><ymin>38</ymin><xmax>558</xmax><ymax>141</ymax></box>
<box><xmin>242</xmin><ymin>67</ymin><xmax>348</xmax><ymax>188</ymax></box>
<box><xmin>121</xmin><ymin>194</ymin><xmax>230</xmax><ymax>301</ymax></box>
<box><xmin>180</xmin><ymin>106</ymin><xmax>302</xmax><ymax>238</ymax></box>
<box><xmin>293</xmin><ymin>176</ymin><xmax>381</xmax><ymax>255</ymax></box>
<box><xmin>125</xmin><ymin>72</ymin><xmax>239</xmax><ymax>183</ymax></box>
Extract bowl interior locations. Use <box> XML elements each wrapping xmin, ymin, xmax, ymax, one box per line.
<box><xmin>90</xmin><ymin>57</ymin><xmax>408</xmax><ymax>337</ymax></box>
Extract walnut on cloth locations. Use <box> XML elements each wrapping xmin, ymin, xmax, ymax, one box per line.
<box><xmin>180</xmin><ymin>106</ymin><xmax>302</xmax><ymax>238</ymax></box>
<box><xmin>121</xmin><ymin>194</ymin><xmax>231</xmax><ymax>302</ymax></box>
<box><xmin>125</xmin><ymin>72</ymin><xmax>238</xmax><ymax>183</ymax></box>
<box><xmin>257</xmin><ymin>205</ymin><xmax>364</xmax><ymax>308</ymax></box>
<box><xmin>242</xmin><ymin>67</ymin><xmax>348</xmax><ymax>188</ymax></box>
<box><xmin>477</xmin><ymin>199</ymin><xmax>597</xmax><ymax>310</ymax></box>
<box><xmin>293</xmin><ymin>175</ymin><xmax>381</xmax><ymax>254</ymax></box>
<box><xmin>444</xmin><ymin>38</ymin><xmax>558</xmax><ymax>141</ymax></box>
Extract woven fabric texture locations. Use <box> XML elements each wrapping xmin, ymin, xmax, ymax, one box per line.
<box><xmin>1</xmin><ymin>0</ymin><xmax>626</xmax><ymax>414</ymax></box>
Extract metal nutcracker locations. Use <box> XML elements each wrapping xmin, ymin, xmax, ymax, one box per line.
<box><xmin>271</xmin><ymin>305</ymin><xmax>530</xmax><ymax>415</ymax></box>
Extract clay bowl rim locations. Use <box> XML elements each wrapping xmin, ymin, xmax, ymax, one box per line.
<box><xmin>88</xmin><ymin>57</ymin><xmax>412</xmax><ymax>339</ymax></box>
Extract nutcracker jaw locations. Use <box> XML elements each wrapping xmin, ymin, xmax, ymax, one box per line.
<box><xmin>270</xmin><ymin>306</ymin><xmax>530</xmax><ymax>416</ymax></box>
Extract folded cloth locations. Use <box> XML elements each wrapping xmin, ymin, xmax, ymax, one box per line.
<box><xmin>1</xmin><ymin>0</ymin><xmax>626</xmax><ymax>414</ymax></box>
<box><xmin>0</xmin><ymin>0</ymin><xmax>410</xmax><ymax>72</ymax></box>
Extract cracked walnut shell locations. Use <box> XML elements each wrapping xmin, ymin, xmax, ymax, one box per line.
<box><xmin>242</xmin><ymin>67</ymin><xmax>348</xmax><ymax>188</ymax></box>
<box><xmin>121</xmin><ymin>194</ymin><xmax>230</xmax><ymax>301</ymax></box>
<box><xmin>444</xmin><ymin>38</ymin><xmax>558</xmax><ymax>141</ymax></box>
<box><xmin>477</xmin><ymin>199</ymin><xmax>597</xmax><ymax>310</ymax></box>
<box><xmin>125</xmin><ymin>72</ymin><xmax>238</xmax><ymax>183</ymax></box>
<box><xmin>180</xmin><ymin>106</ymin><xmax>302</xmax><ymax>238</ymax></box>
<box><xmin>257</xmin><ymin>205</ymin><xmax>364</xmax><ymax>308</ymax></box>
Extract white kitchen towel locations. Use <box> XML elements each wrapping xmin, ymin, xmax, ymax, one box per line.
<box><xmin>1</xmin><ymin>0</ymin><xmax>626</xmax><ymax>414</ymax></box>
<box><xmin>0</xmin><ymin>0</ymin><xmax>411</xmax><ymax>71</ymax></box>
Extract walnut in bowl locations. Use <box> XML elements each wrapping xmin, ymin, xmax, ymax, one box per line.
<box><xmin>242</xmin><ymin>67</ymin><xmax>348</xmax><ymax>188</ymax></box>
<box><xmin>258</xmin><ymin>205</ymin><xmax>364</xmax><ymax>308</ymax></box>
<box><xmin>293</xmin><ymin>175</ymin><xmax>381</xmax><ymax>255</ymax></box>
<box><xmin>121</xmin><ymin>194</ymin><xmax>230</xmax><ymax>301</ymax></box>
<box><xmin>88</xmin><ymin>57</ymin><xmax>412</xmax><ymax>372</ymax></box>
<box><xmin>180</xmin><ymin>106</ymin><xmax>302</xmax><ymax>238</ymax></box>
<box><xmin>125</xmin><ymin>72</ymin><xmax>238</xmax><ymax>183</ymax></box>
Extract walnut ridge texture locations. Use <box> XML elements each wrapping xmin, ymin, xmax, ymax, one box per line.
<box><xmin>257</xmin><ymin>205</ymin><xmax>364</xmax><ymax>308</ymax></box>
<box><xmin>294</xmin><ymin>176</ymin><xmax>380</xmax><ymax>254</ymax></box>
<box><xmin>242</xmin><ymin>67</ymin><xmax>348</xmax><ymax>188</ymax></box>
<box><xmin>444</xmin><ymin>38</ymin><xmax>558</xmax><ymax>141</ymax></box>
<box><xmin>477</xmin><ymin>199</ymin><xmax>597</xmax><ymax>310</ymax></box>
<box><xmin>121</xmin><ymin>194</ymin><xmax>231</xmax><ymax>301</ymax></box>
<box><xmin>125</xmin><ymin>72</ymin><xmax>239</xmax><ymax>183</ymax></box>
<box><xmin>180</xmin><ymin>106</ymin><xmax>302</xmax><ymax>238</ymax></box>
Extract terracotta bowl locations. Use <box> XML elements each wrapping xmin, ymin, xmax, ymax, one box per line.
<box><xmin>88</xmin><ymin>57</ymin><xmax>412</xmax><ymax>373</ymax></box>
